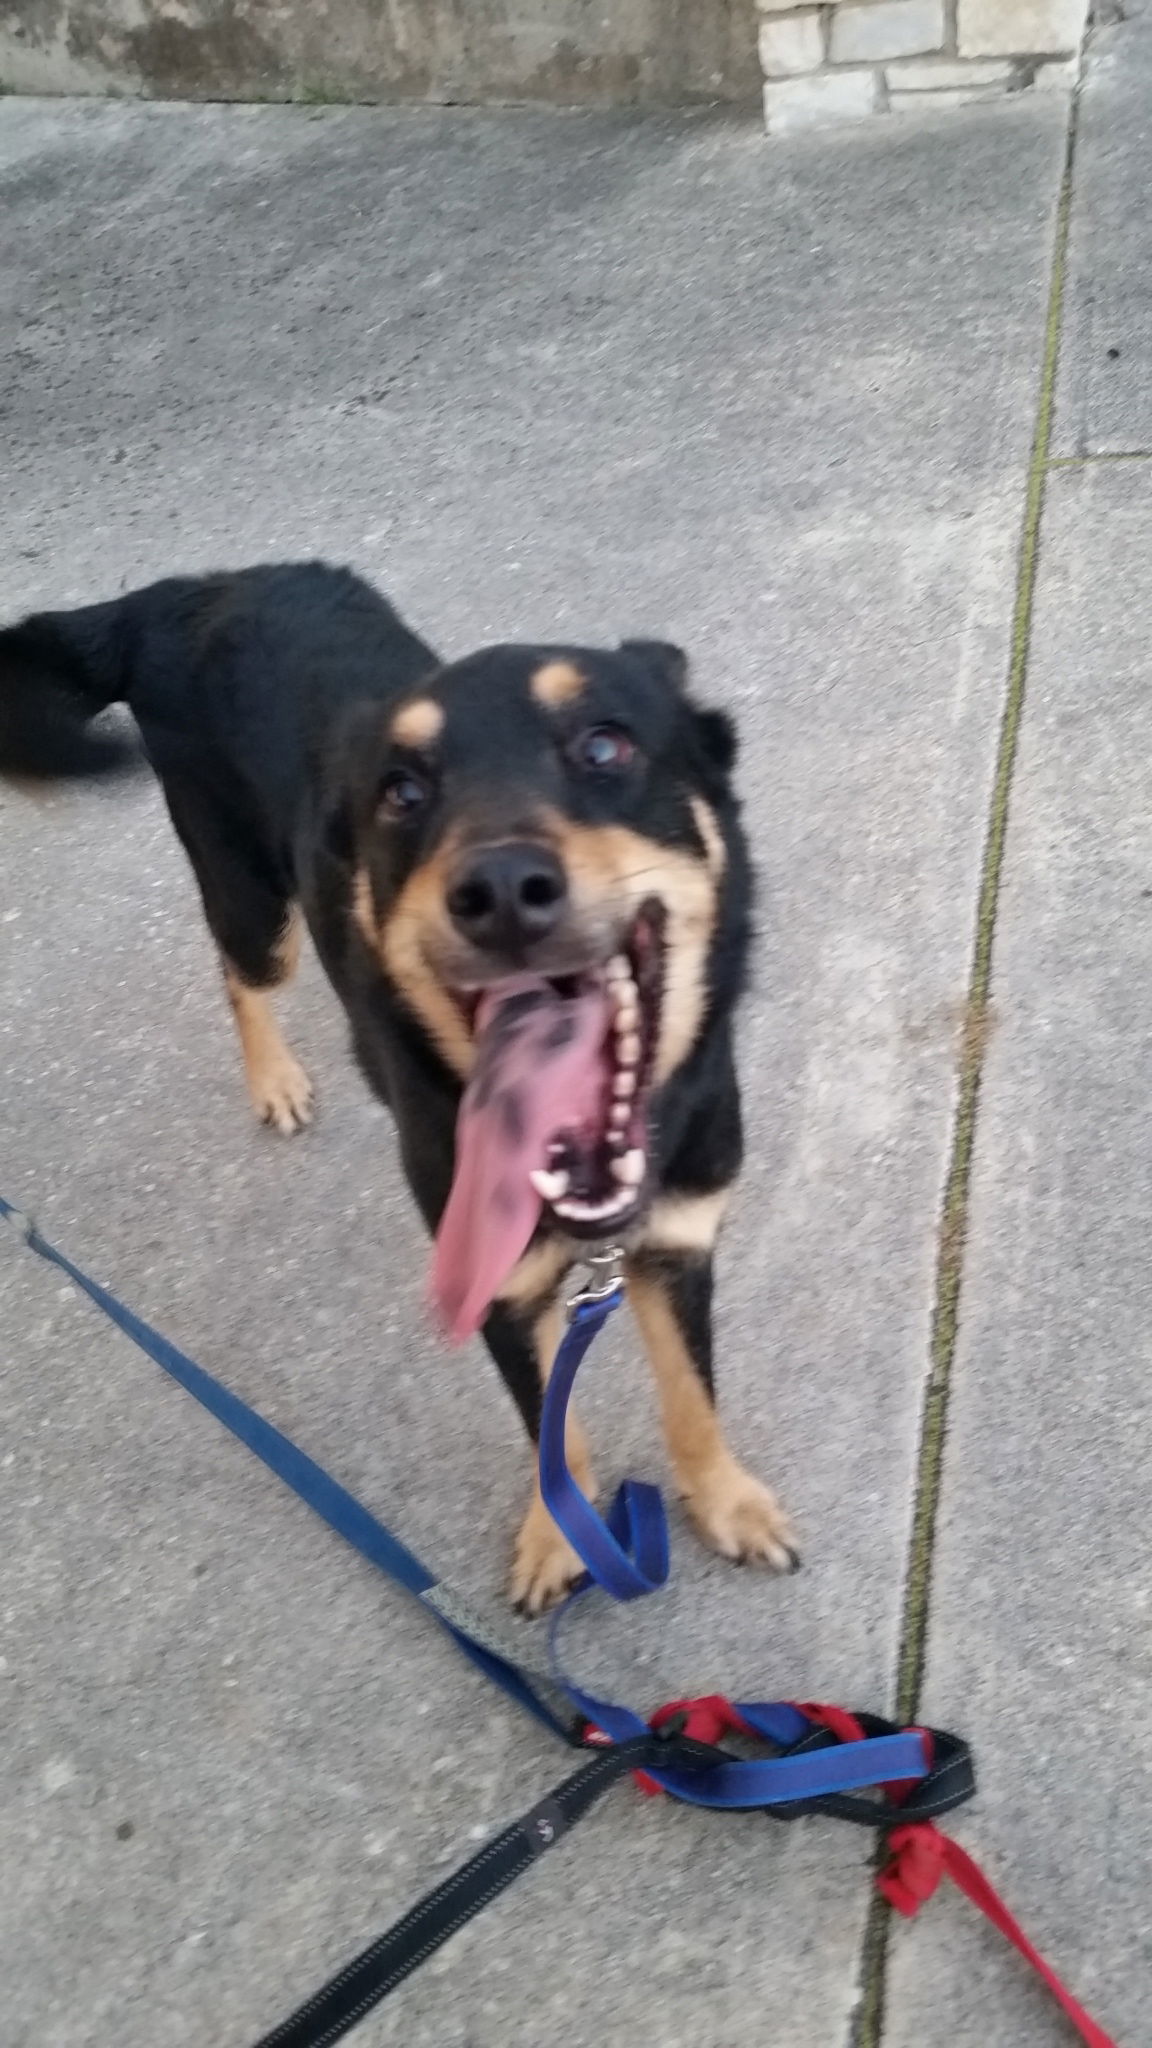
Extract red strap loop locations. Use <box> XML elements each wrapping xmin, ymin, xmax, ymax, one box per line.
<box><xmin>878</xmin><ymin>1822</ymin><xmax>1119</xmax><ymax>2048</ymax></box>
<box><xmin>585</xmin><ymin>1695</ymin><xmax>757</xmax><ymax>1796</ymax></box>
<box><xmin>877</xmin><ymin>1821</ymin><xmax>947</xmax><ymax>1913</ymax></box>
<box><xmin>649</xmin><ymin>1694</ymin><xmax>755</xmax><ymax>1745</ymax></box>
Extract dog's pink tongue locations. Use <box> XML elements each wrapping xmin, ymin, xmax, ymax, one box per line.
<box><xmin>431</xmin><ymin>976</ymin><xmax>610</xmax><ymax>1343</ymax></box>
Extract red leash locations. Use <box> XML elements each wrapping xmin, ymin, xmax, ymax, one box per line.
<box><xmin>630</xmin><ymin>1696</ymin><xmax>1120</xmax><ymax>2048</ymax></box>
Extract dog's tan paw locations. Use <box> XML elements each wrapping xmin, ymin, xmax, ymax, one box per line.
<box><xmin>509</xmin><ymin>1493</ymin><xmax>588</xmax><ymax>1616</ymax></box>
<box><xmin>250</xmin><ymin>1053</ymin><xmax>314</xmax><ymax>1136</ymax></box>
<box><xmin>682</xmin><ymin>1458</ymin><xmax>800</xmax><ymax>1573</ymax></box>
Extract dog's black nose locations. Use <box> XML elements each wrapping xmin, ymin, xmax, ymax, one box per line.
<box><xmin>446</xmin><ymin>842</ymin><xmax>568</xmax><ymax>953</ymax></box>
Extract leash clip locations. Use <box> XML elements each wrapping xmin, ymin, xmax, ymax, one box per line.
<box><xmin>566</xmin><ymin>1243</ymin><xmax>625</xmax><ymax>1313</ymax></box>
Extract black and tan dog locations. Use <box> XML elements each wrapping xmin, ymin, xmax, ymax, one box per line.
<box><xmin>0</xmin><ymin>562</ymin><xmax>798</xmax><ymax>1610</ymax></box>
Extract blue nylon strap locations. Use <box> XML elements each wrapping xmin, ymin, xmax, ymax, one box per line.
<box><xmin>546</xmin><ymin>1592</ymin><xmax>928</xmax><ymax>1805</ymax></box>
<box><xmin>737</xmin><ymin>1702</ymin><xmax>814</xmax><ymax>1747</ymax></box>
<box><xmin>0</xmin><ymin>1195</ymin><xmax>569</xmax><ymax>1739</ymax></box>
<box><xmin>539</xmin><ymin>1290</ymin><xmax>669</xmax><ymax>1601</ymax></box>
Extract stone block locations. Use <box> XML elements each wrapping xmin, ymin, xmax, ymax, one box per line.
<box><xmin>830</xmin><ymin>0</ymin><xmax>945</xmax><ymax>64</ymax></box>
<box><xmin>758</xmin><ymin>10</ymin><xmax>824</xmax><ymax>78</ymax></box>
<box><xmin>885</xmin><ymin>56</ymin><xmax>1015</xmax><ymax>88</ymax></box>
<box><xmin>890</xmin><ymin>84</ymin><xmax>1005</xmax><ymax>108</ymax></box>
<box><xmin>957</xmin><ymin>0</ymin><xmax>1088</xmax><ymax>57</ymax></box>
<box><xmin>763</xmin><ymin>67</ymin><xmax>881</xmax><ymax>130</ymax></box>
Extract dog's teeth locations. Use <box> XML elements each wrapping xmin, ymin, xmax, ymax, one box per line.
<box><xmin>613</xmin><ymin>1070</ymin><xmax>636</xmax><ymax>1101</ymax></box>
<box><xmin>606</xmin><ymin>955</ymin><xmax>632</xmax><ymax>984</ymax></box>
<box><xmin>608</xmin><ymin>1101</ymin><xmax>630</xmax><ymax>1132</ymax></box>
<box><xmin>611</xmin><ymin>1149</ymin><xmax>646</xmax><ymax>1188</ymax></box>
<box><xmin>617</xmin><ymin>1032</ymin><xmax>641</xmax><ymax>1067</ymax></box>
<box><xmin>554</xmin><ymin>1189</ymin><xmax>633</xmax><ymax>1223</ymax></box>
<box><xmin>530</xmin><ymin>1168</ymin><xmax>570</xmax><ymax>1203</ymax></box>
<box><xmin>607</xmin><ymin>1130</ymin><xmax>628</xmax><ymax>1156</ymax></box>
<box><xmin>613</xmin><ymin>993</ymin><xmax>639</xmax><ymax>1029</ymax></box>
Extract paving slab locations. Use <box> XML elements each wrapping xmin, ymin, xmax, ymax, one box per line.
<box><xmin>0</xmin><ymin>96</ymin><xmax>1066</xmax><ymax>2045</ymax></box>
<box><xmin>883</xmin><ymin>459</ymin><xmax>1152</xmax><ymax>2048</ymax></box>
<box><xmin>1053</xmin><ymin>0</ymin><xmax>1152</xmax><ymax>455</ymax></box>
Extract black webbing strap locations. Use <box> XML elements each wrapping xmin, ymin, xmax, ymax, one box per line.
<box><xmin>253</xmin><ymin>1729</ymin><xmax>723</xmax><ymax>2048</ymax></box>
<box><xmin>760</xmin><ymin>1716</ymin><xmax>976</xmax><ymax>1827</ymax></box>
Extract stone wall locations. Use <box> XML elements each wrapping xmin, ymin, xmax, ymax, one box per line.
<box><xmin>0</xmin><ymin>0</ymin><xmax>761</xmax><ymax>105</ymax></box>
<box><xmin>758</xmin><ymin>0</ymin><xmax>1090</xmax><ymax>129</ymax></box>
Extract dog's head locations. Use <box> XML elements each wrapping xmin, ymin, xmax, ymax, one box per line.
<box><xmin>339</xmin><ymin>640</ymin><xmax>747</xmax><ymax>1241</ymax></box>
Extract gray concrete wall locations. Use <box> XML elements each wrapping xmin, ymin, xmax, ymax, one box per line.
<box><xmin>0</xmin><ymin>2</ymin><xmax>761</xmax><ymax>104</ymax></box>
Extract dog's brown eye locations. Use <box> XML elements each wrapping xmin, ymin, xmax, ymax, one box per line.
<box><xmin>570</xmin><ymin>725</ymin><xmax>636</xmax><ymax>772</ymax></box>
<box><xmin>379</xmin><ymin>769</ymin><xmax>429</xmax><ymax>817</ymax></box>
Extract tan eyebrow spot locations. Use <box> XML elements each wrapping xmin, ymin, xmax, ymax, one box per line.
<box><xmin>390</xmin><ymin>697</ymin><xmax>444</xmax><ymax>748</ymax></box>
<box><xmin>530</xmin><ymin>660</ymin><xmax>586</xmax><ymax>709</ymax></box>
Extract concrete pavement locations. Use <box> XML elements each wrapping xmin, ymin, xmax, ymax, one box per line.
<box><xmin>0</xmin><ymin>18</ymin><xmax>1145</xmax><ymax>2044</ymax></box>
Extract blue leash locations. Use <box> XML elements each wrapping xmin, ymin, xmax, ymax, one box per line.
<box><xmin>0</xmin><ymin>1192</ymin><xmax>929</xmax><ymax>1807</ymax></box>
<box><xmin>0</xmin><ymin>1194</ymin><xmax>572</xmax><ymax>1740</ymax></box>
<box><xmin>538</xmin><ymin>1287</ymin><xmax>670</xmax><ymax>1601</ymax></box>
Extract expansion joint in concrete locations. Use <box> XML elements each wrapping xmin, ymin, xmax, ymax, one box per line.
<box><xmin>847</xmin><ymin>77</ymin><xmax>1082</xmax><ymax>2048</ymax></box>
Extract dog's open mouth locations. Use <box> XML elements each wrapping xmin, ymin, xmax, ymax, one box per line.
<box><xmin>430</xmin><ymin>903</ymin><xmax>665</xmax><ymax>1341</ymax></box>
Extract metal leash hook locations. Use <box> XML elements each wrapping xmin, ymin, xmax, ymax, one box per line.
<box><xmin>565</xmin><ymin>1243</ymin><xmax>626</xmax><ymax>1314</ymax></box>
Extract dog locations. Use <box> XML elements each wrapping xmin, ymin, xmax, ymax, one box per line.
<box><xmin>0</xmin><ymin>561</ymin><xmax>798</xmax><ymax>1610</ymax></box>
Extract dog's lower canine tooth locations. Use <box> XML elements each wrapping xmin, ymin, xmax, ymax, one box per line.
<box><xmin>530</xmin><ymin>1168</ymin><xmax>570</xmax><ymax>1202</ymax></box>
<box><xmin>611</xmin><ymin>1148</ymin><xmax>645</xmax><ymax>1188</ymax></box>
<box><xmin>607</xmin><ymin>955</ymin><xmax>631</xmax><ymax>983</ymax></box>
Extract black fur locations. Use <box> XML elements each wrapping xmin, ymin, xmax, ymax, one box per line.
<box><xmin>1</xmin><ymin>562</ymin><xmax>756</xmax><ymax>1590</ymax></box>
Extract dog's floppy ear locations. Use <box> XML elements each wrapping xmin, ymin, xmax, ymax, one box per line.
<box><xmin>692</xmin><ymin>706</ymin><xmax>738</xmax><ymax>776</ymax></box>
<box><xmin>619</xmin><ymin>638</ymin><xmax>689</xmax><ymax>692</ymax></box>
<box><xmin>620</xmin><ymin>638</ymin><xmax>737</xmax><ymax>780</ymax></box>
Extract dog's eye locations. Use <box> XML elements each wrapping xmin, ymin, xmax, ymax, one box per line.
<box><xmin>569</xmin><ymin>724</ymin><xmax>637</xmax><ymax>773</ymax></box>
<box><xmin>379</xmin><ymin>769</ymin><xmax>430</xmax><ymax>817</ymax></box>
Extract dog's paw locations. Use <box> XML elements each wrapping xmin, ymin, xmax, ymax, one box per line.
<box><xmin>682</xmin><ymin>1458</ymin><xmax>800</xmax><ymax>1573</ymax></box>
<box><xmin>509</xmin><ymin>1493</ymin><xmax>588</xmax><ymax>1616</ymax></box>
<box><xmin>250</xmin><ymin>1053</ymin><xmax>314</xmax><ymax>1136</ymax></box>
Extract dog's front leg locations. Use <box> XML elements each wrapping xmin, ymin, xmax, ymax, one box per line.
<box><xmin>626</xmin><ymin>1247</ymin><xmax>799</xmax><ymax>1573</ymax></box>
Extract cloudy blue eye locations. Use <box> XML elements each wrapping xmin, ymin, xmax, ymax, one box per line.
<box><xmin>379</xmin><ymin>769</ymin><xmax>430</xmax><ymax>816</ymax></box>
<box><xmin>569</xmin><ymin>725</ymin><xmax>637</xmax><ymax>772</ymax></box>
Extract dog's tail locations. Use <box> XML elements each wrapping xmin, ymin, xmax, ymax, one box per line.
<box><xmin>0</xmin><ymin>598</ymin><xmax>139</xmax><ymax>781</ymax></box>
